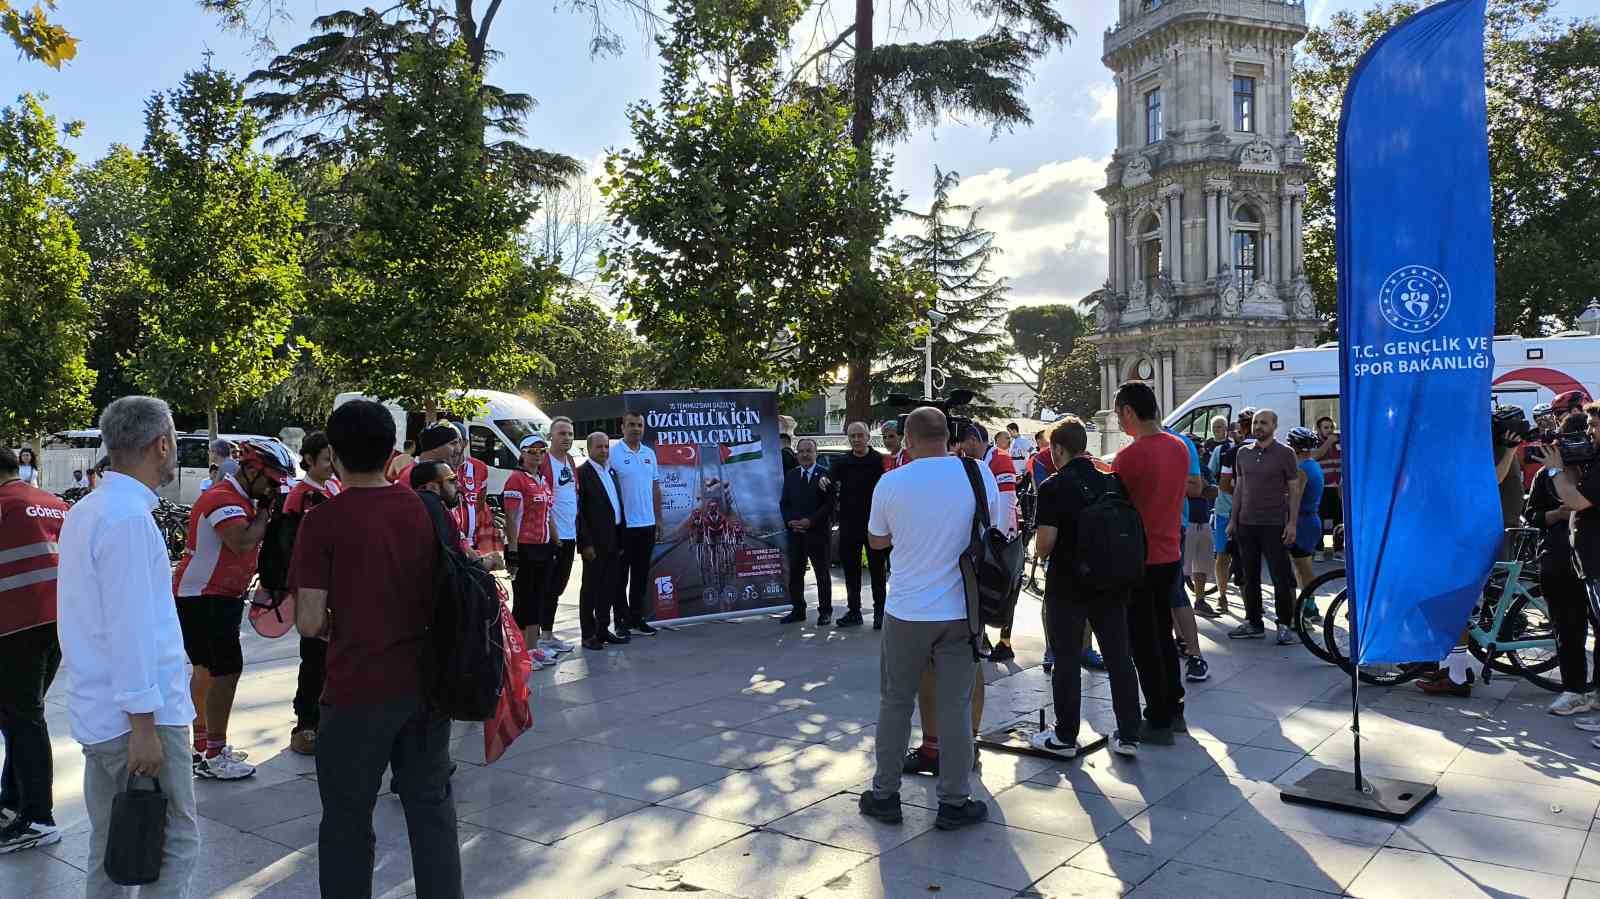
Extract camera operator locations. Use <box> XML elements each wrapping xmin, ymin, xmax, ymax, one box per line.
<box><xmin>1529</xmin><ymin>411</ymin><xmax>1596</xmax><ymax>716</ymax></box>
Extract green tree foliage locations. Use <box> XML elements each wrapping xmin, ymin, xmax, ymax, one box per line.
<box><xmin>0</xmin><ymin>94</ymin><xmax>92</xmax><ymax>437</ymax></box>
<box><xmin>132</xmin><ymin>63</ymin><xmax>307</xmax><ymax>438</ymax></box>
<box><xmin>313</xmin><ymin>34</ymin><xmax>555</xmax><ymax>413</ymax></box>
<box><xmin>521</xmin><ymin>294</ymin><xmax>655</xmax><ymax>403</ymax></box>
<box><xmin>601</xmin><ymin>0</ymin><xmax>905</xmax><ymax>391</ymax></box>
<box><xmin>1006</xmin><ymin>303</ymin><xmax>1086</xmax><ymax>415</ymax></box>
<box><xmin>1</xmin><ymin>1</ymin><xmax>76</xmax><ymax>68</ymax></box>
<box><xmin>1295</xmin><ymin>0</ymin><xmax>1600</xmax><ymax>335</ymax></box>
<box><xmin>878</xmin><ymin>167</ymin><xmax>1013</xmax><ymax>414</ymax></box>
<box><xmin>70</xmin><ymin>146</ymin><xmax>150</xmax><ymax>411</ymax></box>
<box><xmin>1039</xmin><ymin>336</ymin><xmax>1100</xmax><ymax>419</ymax></box>
<box><xmin>794</xmin><ymin>0</ymin><xmax>1074</xmax><ymax>420</ymax></box>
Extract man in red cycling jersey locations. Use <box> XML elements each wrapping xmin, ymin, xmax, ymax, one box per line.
<box><xmin>398</xmin><ymin>423</ymin><xmax>503</xmax><ymax>565</ymax></box>
<box><xmin>173</xmin><ymin>439</ymin><xmax>294</xmax><ymax>781</ymax></box>
<box><xmin>881</xmin><ymin>421</ymin><xmax>909</xmax><ymax>472</ymax></box>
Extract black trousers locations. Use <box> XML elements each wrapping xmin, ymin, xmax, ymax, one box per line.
<box><xmin>1553</xmin><ymin>565</ymin><xmax>1598</xmax><ymax>691</ymax></box>
<box><xmin>316</xmin><ymin>694</ymin><xmax>460</xmax><ymax>899</ymax></box>
<box><xmin>787</xmin><ymin>532</ymin><xmax>832</xmax><ymax>615</ymax></box>
<box><xmin>549</xmin><ymin>539</ymin><xmax>577</xmax><ymax>601</ymax></box>
<box><xmin>579</xmin><ymin>544</ymin><xmax>621</xmax><ymax>640</ymax></box>
<box><xmin>1236</xmin><ymin>523</ymin><xmax>1298</xmax><ymax>626</ymax></box>
<box><xmin>0</xmin><ymin>624</ymin><xmax>59</xmax><ymax>824</ymax></box>
<box><xmin>512</xmin><ymin>544</ymin><xmax>556</xmax><ymax>630</ymax></box>
<box><xmin>837</xmin><ymin>530</ymin><xmax>886</xmax><ymax>616</ymax></box>
<box><xmin>293</xmin><ymin>637</ymin><xmax>327</xmax><ymax>731</ymax></box>
<box><xmin>1127</xmin><ymin>562</ymin><xmax>1185</xmax><ymax>729</ymax></box>
<box><xmin>1046</xmin><ymin>595</ymin><xmax>1141</xmax><ymax>744</ymax></box>
<box><xmin>620</xmin><ymin>526</ymin><xmax>656</xmax><ymax>625</ymax></box>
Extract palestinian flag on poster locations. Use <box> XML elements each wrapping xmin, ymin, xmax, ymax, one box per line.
<box><xmin>721</xmin><ymin>441</ymin><xmax>763</xmax><ymax>464</ymax></box>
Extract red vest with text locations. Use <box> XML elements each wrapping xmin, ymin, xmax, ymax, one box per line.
<box><xmin>0</xmin><ymin>481</ymin><xmax>69</xmax><ymax>636</ymax></box>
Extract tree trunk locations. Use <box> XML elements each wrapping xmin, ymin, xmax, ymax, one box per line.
<box><xmin>207</xmin><ymin>407</ymin><xmax>220</xmax><ymax>442</ymax></box>
<box><xmin>844</xmin><ymin>0</ymin><xmax>876</xmax><ymax>425</ymax></box>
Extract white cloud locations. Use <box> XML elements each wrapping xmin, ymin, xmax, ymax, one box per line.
<box><xmin>929</xmin><ymin>157</ymin><xmax>1112</xmax><ymax>309</ymax></box>
<box><xmin>1088</xmin><ymin>84</ymin><xmax>1118</xmax><ymax>123</ymax></box>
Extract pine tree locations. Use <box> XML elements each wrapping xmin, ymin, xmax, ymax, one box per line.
<box><xmin>877</xmin><ymin>167</ymin><xmax>1013</xmax><ymax>415</ymax></box>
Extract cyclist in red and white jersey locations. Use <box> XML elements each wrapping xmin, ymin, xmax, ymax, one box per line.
<box><xmin>448</xmin><ymin>421</ymin><xmax>502</xmax><ymax>558</ymax></box>
<box><xmin>503</xmin><ymin>434</ymin><xmax>559</xmax><ymax>667</ymax></box>
<box><xmin>881</xmin><ymin>421</ymin><xmax>909</xmax><ymax>472</ymax></box>
<box><xmin>173</xmin><ymin>439</ymin><xmax>293</xmax><ymax>781</ymax></box>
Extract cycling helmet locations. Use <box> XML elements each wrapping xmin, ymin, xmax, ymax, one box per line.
<box><xmin>236</xmin><ymin>439</ymin><xmax>296</xmax><ymax>484</ymax></box>
<box><xmin>1237</xmin><ymin>407</ymin><xmax>1257</xmax><ymax>420</ymax></box>
<box><xmin>1554</xmin><ymin>389</ymin><xmax>1590</xmax><ymax>413</ymax></box>
<box><xmin>1533</xmin><ymin>402</ymin><xmax>1554</xmax><ymax>418</ymax></box>
<box><xmin>1286</xmin><ymin>427</ymin><xmax>1320</xmax><ymax>452</ymax></box>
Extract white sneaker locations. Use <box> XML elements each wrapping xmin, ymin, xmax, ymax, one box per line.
<box><xmin>0</xmin><ymin>820</ymin><xmax>60</xmax><ymax>854</ymax></box>
<box><xmin>1573</xmin><ymin>715</ymin><xmax>1600</xmax><ymax>732</ymax></box>
<box><xmin>1276</xmin><ymin>625</ymin><xmax>1296</xmax><ymax>645</ymax></box>
<box><xmin>1111</xmin><ymin>734</ymin><xmax>1140</xmax><ymax>758</ymax></box>
<box><xmin>539</xmin><ymin>637</ymin><xmax>575</xmax><ymax>654</ymax></box>
<box><xmin>1027</xmin><ymin>730</ymin><xmax>1077</xmax><ymax>759</ymax></box>
<box><xmin>1548</xmin><ymin>692</ymin><xmax>1595</xmax><ymax>717</ymax></box>
<box><xmin>220</xmin><ymin>744</ymin><xmax>249</xmax><ymax>762</ymax></box>
<box><xmin>201</xmin><ymin>754</ymin><xmax>257</xmax><ymax>781</ymax></box>
<box><xmin>530</xmin><ymin>648</ymin><xmax>551</xmax><ymax>670</ymax></box>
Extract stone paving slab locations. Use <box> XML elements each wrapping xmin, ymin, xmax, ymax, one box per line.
<box><xmin>16</xmin><ymin>566</ymin><xmax>1600</xmax><ymax>897</ymax></box>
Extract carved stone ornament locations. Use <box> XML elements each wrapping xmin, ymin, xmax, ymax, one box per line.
<box><xmin>1294</xmin><ymin>278</ymin><xmax>1315</xmax><ymax>317</ymax></box>
<box><xmin>1130</xmin><ymin>278</ymin><xmax>1148</xmax><ymax>308</ymax></box>
<box><xmin>1219</xmin><ymin>276</ymin><xmax>1242</xmax><ymax>316</ymax></box>
<box><xmin>1121</xmin><ymin>155</ymin><xmax>1153</xmax><ymax>188</ymax></box>
<box><xmin>1237</xmin><ymin>138</ymin><xmax>1280</xmax><ymax>174</ymax></box>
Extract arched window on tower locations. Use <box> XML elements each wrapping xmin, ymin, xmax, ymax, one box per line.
<box><xmin>1139</xmin><ymin>213</ymin><xmax>1163</xmax><ymax>284</ymax></box>
<box><xmin>1232</xmin><ymin>205</ymin><xmax>1261</xmax><ymax>290</ymax></box>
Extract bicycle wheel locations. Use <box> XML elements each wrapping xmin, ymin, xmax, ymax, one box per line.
<box><xmin>1467</xmin><ymin>575</ymin><xmax>1542</xmax><ymax>676</ymax></box>
<box><xmin>1321</xmin><ymin>591</ymin><xmax>1429</xmax><ymax>686</ymax></box>
<box><xmin>1502</xmin><ymin>593</ymin><xmax>1563</xmax><ymax>691</ymax></box>
<box><xmin>1293</xmin><ymin>569</ymin><xmax>1345</xmax><ymax>665</ymax></box>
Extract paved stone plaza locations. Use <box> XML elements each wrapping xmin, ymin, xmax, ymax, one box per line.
<box><xmin>8</xmin><ymin>570</ymin><xmax>1600</xmax><ymax>898</ymax></box>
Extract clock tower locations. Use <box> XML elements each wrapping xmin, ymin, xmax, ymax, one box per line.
<box><xmin>1088</xmin><ymin>0</ymin><xmax>1322</xmax><ymax>417</ymax></box>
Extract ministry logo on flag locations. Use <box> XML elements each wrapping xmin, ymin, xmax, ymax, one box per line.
<box><xmin>721</xmin><ymin>441</ymin><xmax>763</xmax><ymax>464</ymax></box>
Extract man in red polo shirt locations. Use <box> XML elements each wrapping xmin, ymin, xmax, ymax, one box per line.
<box><xmin>1111</xmin><ymin>381</ymin><xmax>1191</xmax><ymax>746</ymax></box>
<box><xmin>0</xmin><ymin>448</ymin><xmax>70</xmax><ymax>852</ymax></box>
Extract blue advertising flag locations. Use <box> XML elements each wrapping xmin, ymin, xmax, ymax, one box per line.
<box><xmin>1337</xmin><ymin>0</ymin><xmax>1500</xmax><ymax>665</ymax></box>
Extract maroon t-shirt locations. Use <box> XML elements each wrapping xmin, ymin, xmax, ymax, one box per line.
<box><xmin>1112</xmin><ymin>431</ymin><xmax>1191</xmax><ymax>566</ymax></box>
<box><xmin>289</xmin><ymin>483</ymin><xmax>438</xmax><ymax>706</ymax></box>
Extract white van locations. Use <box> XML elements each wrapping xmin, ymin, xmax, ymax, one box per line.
<box><xmin>332</xmin><ymin>389</ymin><xmax>553</xmax><ymax>494</ymax></box>
<box><xmin>1162</xmin><ymin>333</ymin><xmax>1600</xmax><ymax>439</ymax></box>
<box><xmin>41</xmin><ymin>430</ymin><xmax>295</xmax><ymax>504</ymax></box>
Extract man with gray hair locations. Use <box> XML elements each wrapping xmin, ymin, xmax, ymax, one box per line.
<box><xmin>57</xmin><ymin>396</ymin><xmax>200</xmax><ymax>897</ymax></box>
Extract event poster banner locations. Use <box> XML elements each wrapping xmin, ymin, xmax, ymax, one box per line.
<box><xmin>1336</xmin><ymin>0</ymin><xmax>1502</xmax><ymax>664</ymax></box>
<box><xmin>624</xmin><ymin>390</ymin><xmax>791</xmax><ymax>623</ymax></box>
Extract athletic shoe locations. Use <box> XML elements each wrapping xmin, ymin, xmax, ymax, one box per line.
<box><xmin>1193</xmin><ymin>600</ymin><xmax>1220</xmax><ymax>619</ymax></box>
<box><xmin>816</xmin><ymin>611</ymin><xmax>833</xmax><ymax>627</ymax></box>
<box><xmin>989</xmin><ymin>642</ymin><xmax>1016</xmax><ymax>663</ymax></box>
<box><xmin>902</xmin><ymin>746</ymin><xmax>939</xmax><ymax>775</ymax></box>
<box><xmin>1083</xmin><ymin>648</ymin><xmax>1106</xmax><ymax>670</ymax></box>
<box><xmin>0</xmin><ymin>819</ymin><xmax>61</xmax><ymax>854</ymax></box>
<box><xmin>539</xmin><ymin>637</ymin><xmax>576</xmax><ymax>654</ymax></box>
<box><xmin>201</xmin><ymin>754</ymin><xmax>257</xmax><ymax>781</ymax></box>
<box><xmin>1302</xmin><ymin>599</ymin><xmax>1323</xmax><ymax>624</ymax></box>
<box><xmin>632</xmin><ymin>620</ymin><xmax>659</xmax><ymax>636</ymax></box>
<box><xmin>1229</xmin><ymin>622</ymin><xmax>1265</xmax><ymax>639</ymax></box>
<box><xmin>193</xmin><ymin>752</ymin><xmax>212</xmax><ymax>779</ymax></box>
<box><xmin>857</xmin><ymin>790</ymin><xmax>903</xmax><ymax>824</ymax></box>
<box><xmin>1111</xmin><ymin>733</ymin><xmax>1139</xmax><ymax>757</ymax></box>
<box><xmin>604</xmin><ymin>630</ymin><xmax>630</xmax><ymax>645</ymax></box>
<box><xmin>836</xmin><ymin>610</ymin><xmax>864</xmax><ymax>628</ymax></box>
<box><xmin>1185</xmin><ymin>655</ymin><xmax>1210</xmax><ymax>682</ymax></box>
<box><xmin>935</xmin><ymin>799</ymin><xmax>989</xmax><ymax>831</ymax></box>
<box><xmin>582</xmin><ymin>637</ymin><xmax>607</xmax><ymax>651</ymax></box>
<box><xmin>530</xmin><ymin>648</ymin><xmax>550</xmax><ymax>670</ymax></box>
<box><xmin>221</xmin><ymin>745</ymin><xmax>249</xmax><ymax>763</ymax></box>
<box><xmin>1027</xmin><ymin>730</ymin><xmax>1077</xmax><ymax>759</ymax></box>
<box><xmin>1548</xmin><ymin>692</ymin><xmax>1596</xmax><ymax>717</ymax></box>
<box><xmin>0</xmin><ymin>807</ymin><xmax>14</xmax><ymax>828</ymax></box>
<box><xmin>1572</xmin><ymin>715</ymin><xmax>1600</xmax><ymax>733</ymax></box>
<box><xmin>779</xmin><ymin>611</ymin><xmax>806</xmax><ymax>624</ymax></box>
<box><xmin>290</xmin><ymin>729</ymin><xmax>316</xmax><ymax>756</ymax></box>
<box><xmin>1276</xmin><ymin>626</ymin><xmax>1296</xmax><ymax>645</ymax></box>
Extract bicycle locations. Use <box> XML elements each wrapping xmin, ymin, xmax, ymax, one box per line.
<box><xmin>1463</xmin><ymin>527</ymin><xmax>1563</xmax><ymax>691</ymax></box>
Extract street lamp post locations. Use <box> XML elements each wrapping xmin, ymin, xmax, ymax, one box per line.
<box><xmin>924</xmin><ymin>309</ymin><xmax>948</xmax><ymax>400</ymax></box>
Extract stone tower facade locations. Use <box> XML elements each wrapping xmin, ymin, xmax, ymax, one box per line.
<box><xmin>1088</xmin><ymin>0</ymin><xmax>1322</xmax><ymax>414</ymax></box>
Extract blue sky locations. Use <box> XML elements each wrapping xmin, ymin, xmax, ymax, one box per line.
<box><xmin>5</xmin><ymin>0</ymin><xmax>1595</xmax><ymax>311</ymax></box>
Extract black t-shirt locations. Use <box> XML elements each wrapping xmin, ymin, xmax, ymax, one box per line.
<box><xmin>830</xmin><ymin>449</ymin><xmax>885</xmax><ymax>533</ymax></box>
<box><xmin>1573</xmin><ymin>463</ymin><xmax>1600</xmax><ymax>576</ymax></box>
<box><xmin>1035</xmin><ymin>457</ymin><xmax>1120</xmax><ymax>603</ymax></box>
<box><xmin>1525</xmin><ymin>469</ymin><xmax>1573</xmax><ymax>577</ymax></box>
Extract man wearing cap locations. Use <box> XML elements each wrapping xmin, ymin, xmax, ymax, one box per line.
<box><xmin>400</xmin><ymin>423</ymin><xmax>502</xmax><ymax>567</ymax></box>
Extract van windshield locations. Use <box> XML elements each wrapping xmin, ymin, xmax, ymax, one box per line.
<box><xmin>496</xmin><ymin>419</ymin><xmax>542</xmax><ymax>449</ymax></box>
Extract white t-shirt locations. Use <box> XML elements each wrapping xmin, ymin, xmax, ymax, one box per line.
<box><xmin>548</xmin><ymin>453</ymin><xmax>579</xmax><ymax>540</ymax></box>
<box><xmin>868</xmin><ymin>455</ymin><xmax>1001</xmax><ymax>622</ymax></box>
<box><xmin>1009</xmin><ymin>435</ymin><xmax>1035</xmax><ymax>459</ymax></box>
<box><xmin>609</xmin><ymin>441</ymin><xmax>659</xmax><ymax>528</ymax></box>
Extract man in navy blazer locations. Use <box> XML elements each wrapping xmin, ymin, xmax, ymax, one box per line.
<box><xmin>780</xmin><ymin>438</ymin><xmax>837</xmax><ymax>625</ymax></box>
<box><xmin>576</xmin><ymin>433</ymin><xmax>627</xmax><ymax>650</ymax></box>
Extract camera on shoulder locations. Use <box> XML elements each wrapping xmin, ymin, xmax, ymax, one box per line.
<box><xmin>1490</xmin><ymin>405</ymin><xmax>1534</xmax><ymax>449</ymax></box>
<box><xmin>1558</xmin><ymin>432</ymin><xmax>1599</xmax><ymax>467</ymax></box>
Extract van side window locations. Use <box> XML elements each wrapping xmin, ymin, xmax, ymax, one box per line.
<box><xmin>1176</xmin><ymin>404</ymin><xmax>1231</xmax><ymax>440</ymax></box>
<box><xmin>178</xmin><ymin>439</ymin><xmax>210</xmax><ymax>470</ymax></box>
<box><xmin>470</xmin><ymin>426</ymin><xmax>518</xmax><ymax>470</ymax></box>
<box><xmin>1299</xmin><ymin>396</ymin><xmax>1340</xmax><ymax>432</ymax></box>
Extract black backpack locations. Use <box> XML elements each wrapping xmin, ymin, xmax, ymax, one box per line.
<box><xmin>423</xmin><ymin>534</ymin><xmax>507</xmax><ymax>722</ymax></box>
<box><xmin>256</xmin><ymin>493</ymin><xmax>297</xmax><ymax>594</ymax></box>
<box><xmin>1062</xmin><ymin>468</ymin><xmax>1147</xmax><ymax>592</ymax></box>
<box><xmin>959</xmin><ymin>458</ymin><xmax>1023</xmax><ymax>632</ymax></box>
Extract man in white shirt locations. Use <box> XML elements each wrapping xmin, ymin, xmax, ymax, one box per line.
<box><xmin>859</xmin><ymin>407</ymin><xmax>998</xmax><ymax>832</ymax></box>
<box><xmin>541</xmin><ymin>417</ymin><xmax>580</xmax><ymax>654</ymax></box>
<box><xmin>610</xmin><ymin>411</ymin><xmax>664</xmax><ymax>636</ymax></box>
<box><xmin>1007</xmin><ymin>422</ymin><xmax>1035</xmax><ymax>460</ymax></box>
<box><xmin>57</xmin><ymin>396</ymin><xmax>200</xmax><ymax>898</ymax></box>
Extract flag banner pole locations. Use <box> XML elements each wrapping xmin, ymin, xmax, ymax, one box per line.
<box><xmin>1280</xmin><ymin>0</ymin><xmax>1499</xmax><ymax>821</ymax></box>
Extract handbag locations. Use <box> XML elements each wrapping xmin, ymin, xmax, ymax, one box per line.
<box><xmin>105</xmin><ymin>774</ymin><xmax>167</xmax><ymax>886</ymax></box>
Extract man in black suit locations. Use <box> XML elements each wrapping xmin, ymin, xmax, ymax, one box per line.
<box><xmin>830</xmin><ymin>421</ymin><xmax>888</xmax><ymax>629</ymax></box>
<box><xmin>780</xmin><ymin>437</ymin><xmax>836</xmax><ymax>625</ymax></box>
<box><xmin>576</xmin><ymin>432</ymin><xmax>627</xmax><ymax>650</ymax></box>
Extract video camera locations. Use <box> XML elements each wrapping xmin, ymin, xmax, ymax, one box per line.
<box><xmin>1557</xmin><ymin>432</ymin><xmax>1599</xmax><ymax>467</ymax></box>
<box><xmin>1491</xmin><ymin>405</ymin><xmax>1535</xmax><ymax>449</ymax></box>
<box><xmin>886</xmin><ymin>389</ymin><xmax>978</xmax><ymax>447</ymax></box>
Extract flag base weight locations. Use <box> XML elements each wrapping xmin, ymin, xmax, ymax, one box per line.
<box><xmin>975</xmin><ymin>709</ymin><xmax>1108</xmax><ymax>759</ymax></box>
<box><xmin>1278</xmin><ymin>767</ymin><xmax>1435</xmax><ymax>820</ymax></box>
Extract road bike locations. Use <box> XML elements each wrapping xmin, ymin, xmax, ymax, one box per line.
<box><xmin>1464</xmin><ymin>527</ymin><xmax>1563</xmax><ymax>691</ymax></box>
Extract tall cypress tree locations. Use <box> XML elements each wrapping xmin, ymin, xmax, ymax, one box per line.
<box><xmin>877</xmin><ymin>167</ymin><xmax>1012</xmax><ymax>414</ymax></box>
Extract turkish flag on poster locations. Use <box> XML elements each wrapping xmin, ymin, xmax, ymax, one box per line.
<box><xmin>655</xmin><ymin>443</ymin><xmax>698</xmax><ymax>466</ymax></box>
<box><xmin>484</xmin><ymin>598</ymin><xmax>533</xmax><ymax>764</ymax></box>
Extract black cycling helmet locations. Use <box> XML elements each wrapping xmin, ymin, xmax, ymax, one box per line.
<box><xmin>1286</xmin><ymin>427</ymin><xmax>1320</xmax><ymax>452</ymax></box>
<box><xmin>1238</xmin><ymin>407</ymin><xmax>1257</xmax><ymax>421</ymax></box>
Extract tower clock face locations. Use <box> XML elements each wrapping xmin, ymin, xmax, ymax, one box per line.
<box><xmin>1136</xmin><ymin>359</ymin><xmax>1154</xmax><ymax>380</ymax></box>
